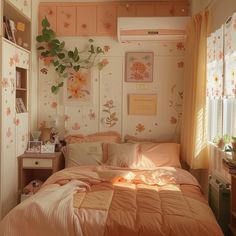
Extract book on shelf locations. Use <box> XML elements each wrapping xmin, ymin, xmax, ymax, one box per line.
<box><xmin>16</xmin><ymin>98</ymin><xmax>27</xmax><ymax>113</ymax></box>
<box><xmin>3</xmin><ymin>16</ymin><xmax>17</xmax><ymax>43</ymax></box>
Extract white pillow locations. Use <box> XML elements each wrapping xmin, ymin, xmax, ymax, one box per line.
<box><xmin>65</xmin><ymin>142</ymin><xmax>103</xmax><ymax>167</ymax></box>
<box><xmin>105</xmin><ymin>143</ymin><xmax>140</xmax><ymax>168</ymax></box>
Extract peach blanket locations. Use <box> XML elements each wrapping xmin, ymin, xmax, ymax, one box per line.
<box><xmin>0</xmin><ymin>166</ymin><xmax>223</xmax><ymax>236</ymax></box>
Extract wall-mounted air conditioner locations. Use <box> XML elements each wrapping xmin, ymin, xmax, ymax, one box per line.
<box><xmin>117</xmin><ymin>17</ymin><xmax>191</xmax><ymax>42</ymax></box>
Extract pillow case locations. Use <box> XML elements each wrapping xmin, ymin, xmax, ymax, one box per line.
<box><xmin>139</xmin><ymin>142</ymin><xmax>181</xmax><ymax>168</ymax></box>
<box><xmin>65</xmin><ymin>131</ymin><xmax>121</xmax><ymax>144</ymax></box>
<box><xmin>124</xmin><ymin>134</ymin><xmax>160</xmax><ymax>143</ymax></box>
<box><xmin>105</xmin><ymin>143</ymin><xmax>140</xmax><ymax>168</ymax></box>
<box><xmin>65</xmin><ymin>142</ymin><xmax>103</xmax><ymax>167</ymax></box>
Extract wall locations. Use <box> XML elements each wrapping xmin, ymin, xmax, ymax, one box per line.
<box><xmin>38</xmin><ymin>37</ymin><xmax>185</xmax><ymax>140</ymax></box>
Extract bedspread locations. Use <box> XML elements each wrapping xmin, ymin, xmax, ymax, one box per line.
<box><xmin>0</xmin><ymin>166</ymin><xmax>223</xmax><ymax>236</ymax></box>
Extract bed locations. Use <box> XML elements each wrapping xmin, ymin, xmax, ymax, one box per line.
<box><xmin>0</xmin><ymin>132</ymin><xmax>223</xmax><ymax>236</ymax></box>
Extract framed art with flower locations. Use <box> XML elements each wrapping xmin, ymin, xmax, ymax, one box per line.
<box><xmin>65</xmin><ymin>68</ymin><xmax>92</xmax><ymax>105</ymax></box>
<box><xmin>125</xmin><ymin>52</ymin><xmax>154</xmax><ymax>82</ymax></box>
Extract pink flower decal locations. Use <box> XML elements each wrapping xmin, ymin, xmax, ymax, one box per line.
<box><xmin>177</xmin><ymin>61</ymin><xmax>184</xmax><ymax>68</ymax></box>
<box><xmin>88</xmin><ymin>110</ymin><xmax>96</xmax><ymax>120</ymax></box>
<box><xmin>6</xmin><ymin>107</ymin><xmax>11</xmax><ymax>116</ymax></box>
<box><xmin>51</xmin><ymin>101</ymin><xmax>57</xmax><ymax>109</ymax></box>
<box><xmin>41</xmin><ymin>56</ymin><xmax>54</xmax><ymax>66</ymax></box>
<box><xmin>64</xmin><ymin>22</ymin><xmax>70</xmax><ymax>28</ymax></box>
<box><xmin>72</xmin><ymin>123</ymin><xmax>80</xmax><ymax>130</ymax></box>
<box><xmin>2</xmin><ymin>79</ymin><xmax>9</xmax><ymax>88</ymax></box>
<box><xmin>9</xmin><ymin>58</ymin><xmax>14</xmax><ymax>66</ymax></box>
<box><xmin>14</xmin><ymin>118</ymin><xmax>20</xmax><ymax>126</ymax></box>
<box><xmin>103</xmin><ymin>45</ymin><xmax>110</xmax><ymax>52</ymax></box>
<box><xmin>176</xmin><ymin>42</ymin><xmax>185</xmax><ymax>50</ymax></box>
<box><xmin>170</xmin><ymin>116</ymin><xmax>177</xmax><ymax>124</ymax></box>
<box><xmin>136</xmin><ymin>123</ymin><xmax>145</xmax><ymax>133</ymax></box>
<box><xmin>98</xmin><ymin>59</ymin><xmax>109</xmax><ymax>70</ymax></box>
<box><xmin>13</xmin><ymin>54</ymin><xmax>20</xmax><ymax>64</ymax></box>
<box><xmin>64</xmin><ymin>115</ymin><xmax>69</xmax><ymax>121</ymax></box>
<box><xmin>102</xmin><ymin>100</ymin><xmax>118</xmax><ymax>127</ymax></box>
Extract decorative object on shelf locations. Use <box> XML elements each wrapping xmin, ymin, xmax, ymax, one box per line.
<box><xmin>213</xmin><ymin>134</ymin><xmax>231</xmax><ymax>150</ymax></box>
<box><xmin>225</xmin><ymin>136</ymin><xmax>236</xmax><ymax>160</ymax></box>
<box><xmin>40</xmin><ymin>128</ymin><xmax>52</xmax><ymax>143</ymax></box>
<box><xmin>31</xmin><ymin>130</ymin><xmax>41</xmax><ymax>141</ymax></box>
<box><xmin>125</xmin><ymin>52</ymin><xmax>154</xmax><ymax>82</ymax></box>
<box><xmin>26</xmin><ymin>141</ymin><xmax>42</xmax><ymax>153</ymax></box>
<box><xmin>36</xmin><ymin>17</ymin><xmax>108</xmax><ymax>94</ymax></box>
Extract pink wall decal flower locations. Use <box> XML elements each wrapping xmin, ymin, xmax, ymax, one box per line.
<box><xmin>14</xmin><ymin>118</ymin><xmax>20</xmax><ymax>126</ymax></box>
<box><xmin>2</xmin><ymin>78</ymin><xmax>9</xmax><ymax>88</ymax></box>
<box><xmin>64</xmin><ymin>115</ymin><xmax>69</xmax><ymax>121</ymax></box>
<box><xmin>103</xmin><ymin>45</ymin><xmax>110</xmax><ymax>52</ymax></box>
<box><xmin>51</xmin><ymin>101</ymin><xmax>57</xmax><ymax>108</ymax></box>
<box><xmin>72</xmin><ymin>123</ymin><xmax>80</xmax><ymax>130</ymax></box>
<box><xmin>102</xmin><ymin>100</ymin><xmax>118</xmax><ymax>127</ymax></box>
<box><xmin>88</xmin><ymin>110</ymin><xmax>96</xmax><ymax>120</ymax></box>
<box><xmin>176</xmin><ymin>42</ymin><xmax>185</xmax><ymax>50</ymax></box>
<box><xmin>170</xmin><ymin>116</ymin><xmax>177</xmax><ymax>124</ymax></box>
<box><xmin>6</xmin><ymin>107</ymin><xmax>11</xmax><ymax>116</ymax></box>
<box><xmin>136</xmin><ymin>123</ymin><xmax>145</xmax><ymax>132</ymax></box>
<box><xmin>177</xmin><ymin>61</ymin><xmax>184</xmax><ymax>68</ymax></box>
<box><xmin>39</xmin><ymin>121</ymin><xmax>46</xmax><ymax>129</ymax></box>
<box><xmin>9</xmin><ymin>58</ymin><xmax>14</xmax><ymax>66</ymax></box>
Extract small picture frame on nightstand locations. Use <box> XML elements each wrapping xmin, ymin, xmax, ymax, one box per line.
<box><xmin>41</xmin><ymin>144</ymin><xmax>55</xmax><ymax>153</ymax></box>
<box><xmin>26</xmin><ymin>141</ymin><xmax>42</xmax><ymax>153</ymax></box>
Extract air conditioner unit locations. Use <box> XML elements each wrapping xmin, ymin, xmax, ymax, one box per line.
<box><xmin>117</xmin><ymin>17</ymin><xmax>191</xmax><ymax>42</ymax></box>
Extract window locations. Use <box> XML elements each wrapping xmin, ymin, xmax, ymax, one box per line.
<box><xmin>206</xmin><ymin>14</ymin><xmax>236</xmax><ymax>141</ymax></box>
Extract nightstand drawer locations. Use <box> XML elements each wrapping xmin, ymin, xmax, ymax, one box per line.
<box><xmin>22</xmin><ymin>158</ymin><xmax>53</xmax><ymax>168</ymax></box>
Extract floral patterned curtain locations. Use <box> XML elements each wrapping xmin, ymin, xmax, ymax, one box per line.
<box><xmin>206</xmin><ymin>26</ymin><xmax>223</xmax><ymax>99</ymax></box>
<box><xmin>224</xmin><ymin>13</ymin><xmax>236</xmax><ymax>98</ymax></box>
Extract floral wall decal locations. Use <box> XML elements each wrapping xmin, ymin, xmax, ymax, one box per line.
<box><xmin>88</xmin><ymin>110</ymin><xmax>96</xmax><ymax>120</ymax></box>
<box><xmin>102</xmin><ymin>100</ymin><xmax>118</xmax><ymax>128</ymax></box>
<box><xmin>72</xmin><ymin>123</ymin><xmax>80</xmax><ymax>130</ymax></box>
<box><xmin>136</xmin><ymin>123</ymin><xmax>145</xmax><ymax>133</ymax></box>
<box><xmin>66</xmin><ymin>69</ymin><xmax>91</xmax><ymax>102</ymax></box>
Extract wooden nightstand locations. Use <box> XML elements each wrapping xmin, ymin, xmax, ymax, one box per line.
<box><xmin>230</xmin><ymin>175</ymin><xmax>236</xmax><ymax>236</ymax></box>
<box><xmin>18</xmin><ymin>152</ymin><xmax>64</xmax><ymax>201</ymax></box>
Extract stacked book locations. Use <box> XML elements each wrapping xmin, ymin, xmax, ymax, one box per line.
<box><xmin>223</xmin><ymin>157</ymin><xmax>236</xmax><ymax>174</ymax></box>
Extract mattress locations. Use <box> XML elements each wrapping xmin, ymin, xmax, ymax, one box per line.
<box><xmin>0</xmin><ymin>165</ymin><xmax>223</xmax><ymax>236</ymax></box>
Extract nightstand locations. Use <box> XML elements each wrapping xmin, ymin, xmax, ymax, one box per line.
<box><xmin>18</xmin><ymin>152</ymin><xmax>64</xmax><ymax>201</ymax></box>
<box><xmin>229</xmin><ymin>174</ymin><xmax>236</xmax><ymax>236</ymax></box>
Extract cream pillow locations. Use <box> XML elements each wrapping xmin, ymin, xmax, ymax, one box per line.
<box><xmin>65</xmin><ymin>142</ymin><xmax>103</xmax><ymax>167</ymax></box>
<box><xmin>106</xmin><ymin>143</ymin><xmax>140</xmax><ymax>168</ymax></box>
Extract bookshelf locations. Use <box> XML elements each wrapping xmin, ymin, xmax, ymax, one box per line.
<box><xmin>0</xmin><ymin>0</ymin><xmax>31</xmax><ymax>218</ymax></box>
<box><xmin>16</xmin><ymin>67</ymin><xmax>27</xmax><ymax>113</ymax></box>
<box><xmin>2</xmin><ymin>0</ymin><xmax>31</xmax><ymax>50</ymax></box>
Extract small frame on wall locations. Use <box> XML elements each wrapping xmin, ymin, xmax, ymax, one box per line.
<box><xmin>128</xmin><ymin>94</ymin><xmax>157</xmax><ymax>115</ymax></box>
<box><xmin>125</xmin><ymin>52</ymin><xmax>154</xmax><ymax>82</ymax></box>
<box><xmin>26</xmin><ymin>141</ymin><xmax>42</xmax><ymax>153</ymax></box>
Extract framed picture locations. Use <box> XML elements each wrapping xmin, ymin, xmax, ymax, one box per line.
<box><xmin>65</xmin><ymin>68</ymin><xmax>92</xmax><ymax>105</ymax></box>
<box><xmin>26</xmin><ymin>141</ymin><xmax>42</xmax><ymax>153</ymax></box>
<box><xmin>128</xmin><ymin>94</ymin><xmax>157</xmax><ymax>115</ymax></box>
<box><xmin>125</xmin><ymin>52</ymin><xmax>154</xmax><ymax>82</ymax></box>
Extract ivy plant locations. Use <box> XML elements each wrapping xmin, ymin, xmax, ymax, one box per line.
<box><xmin>36</xmin><ymin>17</ymin><xmax>106</xmax><ymax>94</ymax></box>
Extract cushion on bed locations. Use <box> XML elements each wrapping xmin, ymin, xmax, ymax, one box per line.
<box><xmin>65</xmin><ymin>142</ymin><xmax>103</xmax><ymax>167</ymax></box>
<box><xmin>105</xmin><ymin>143</ymin><xmax>141</xmax><ymax>168</ymax></box>
<box><xmin>124</xmin><ymin>134</ymin><xmax>160</xmax><ymax>143</ymax></box>
<box><xmin>139</xmin><ymin>142</ymin><xmax>181</xmax><ymax>168</ymax></box>
<box><xmin>65</xmin><ymin>131</ymin><xmax>121</xmax><ymax>144</ymax></box>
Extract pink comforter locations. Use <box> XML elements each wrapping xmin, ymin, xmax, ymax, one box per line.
<box><xmin>0</xmin><ymin>166</ymin><xmax>223</xmax><ymax>236</ymax></box>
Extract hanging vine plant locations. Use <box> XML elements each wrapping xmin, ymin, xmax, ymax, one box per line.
<box><xmin>36</xmin><ymin>17</ymin><xmax>108</xmax><ymax>94</ymax></box>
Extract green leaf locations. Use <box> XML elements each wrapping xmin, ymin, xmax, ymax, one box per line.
<box><xmin>42</xmin><ymin>17</ymin><xmax>50</xmax><ymax>28</ymax></box>
<box><xmin>51</xmin><ymin>85</ymin><xmax>59</xmax><ymax>94</ymax></box>
<box><xmin>58</xmin><ymin>82</ymin><xmax>64</xmax><ymax>87</ymax></box>
<box><xmin>88</xmin><ymin>38</ymin><xmax>94</xmax><ymax>43</ymax></box>
<box><xmin>60</xmin><ymin>41</ymin><xmax>65</xmax><ymax>49</ymax></box>
<box><xmin>89</xmin><ymin>45</ymin><xmax>95</xmax><ymax>54</ymax></box>
<box><xmin>37</xmin><ymin>46</ymin><xmax>45</xmax><ymax>50</ymax></box>
<box><xmin>73</xmin><ymin>65</ymin><xmax>80</xmax><ymax>72</ymax></box>
<box><xmin>52</xmin><ymin>60</ymin><xmax>59</xmax><ymax>66</ymax></box>
<box><xmin>51</xmin><ymin>39</ymin><xmax>60</xmax><ymax>45</ymax></box>
<box><xmin>68</xmin><ymin>51</ymin><xmax>74</xmax><ymax>58</ymax></box>
<box><xmin>74</xmin><ymin>47</ymin><xmax>79</xmax><ymax>59</ymax></box>
<box><xmin>63</xmin><ymin>72</ymin><xmax>68</xmax><ymax>78</ymax></box>
<box><xmin>58</xmin><ymin>53</ymin><xmax>65</xmax><ymax>59</ymax></box>
<box><xmin>36</xmin><ymin>35</ymin><xmax>44</xmax><ymax>42</ymax></box>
